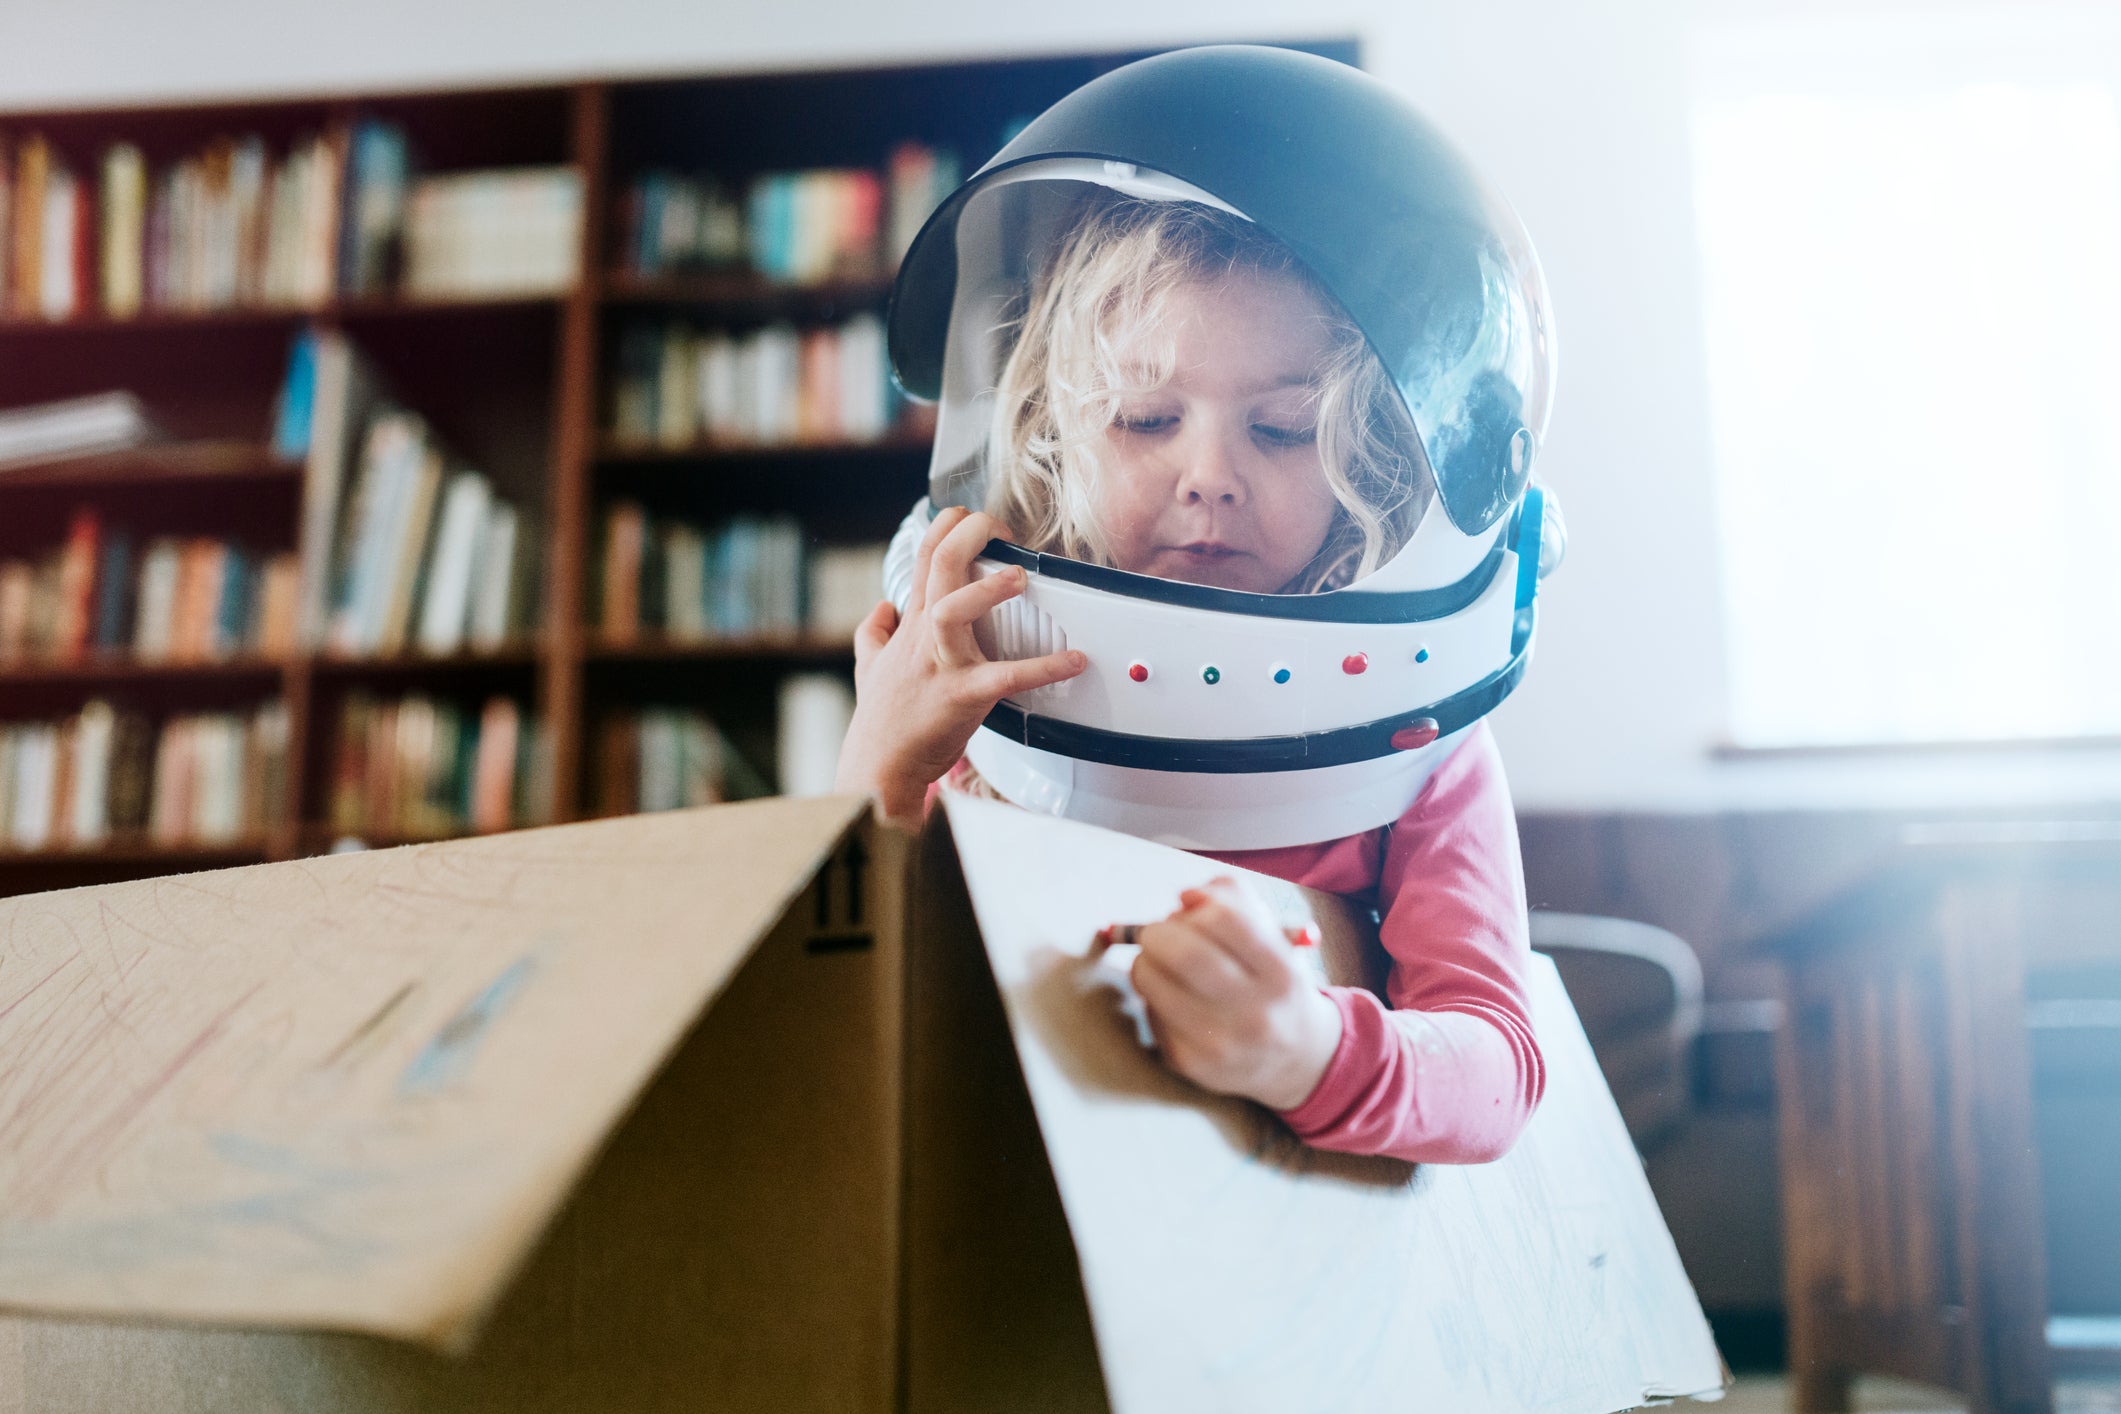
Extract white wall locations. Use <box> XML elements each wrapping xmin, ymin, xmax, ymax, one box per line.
<box><xmin>8</xmin><ymin>0</ymin><xmax>2119</xmax><ymax>812</ymax></box>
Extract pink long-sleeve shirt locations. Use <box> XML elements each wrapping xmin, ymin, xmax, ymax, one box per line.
<box><xmin>1203</xmin><ymin>721</ymin><xmax>1545</xmax><ymax>1164</ymax></box>
<box><xmin>934</xmin><ymin>719</ymin><xmax>1544</xmax><ymax>1165</ymax></box>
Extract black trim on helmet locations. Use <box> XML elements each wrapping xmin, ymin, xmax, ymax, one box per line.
<box><xmin>978</xmin><ymin>619</ymin><xmax>1532</xmax><ymax>773</ymax></box>
<box><xmin>977</xmin><ymin>535</ymin><xmax>1507</xmax><ymax>624</ymax></box>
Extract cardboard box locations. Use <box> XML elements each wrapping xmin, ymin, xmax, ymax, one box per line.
<box><xmin>0</xmin><ymin>791</ymin><xmax>1724</xmax><ymax>1412</ymax></box>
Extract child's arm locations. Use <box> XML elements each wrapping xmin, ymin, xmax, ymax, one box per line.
<box><xmin>1272</xmin><ymin>725</ymin><xmax>1546</xmax><ymax>1164</ymax></box>
<box><xmin>835</xmin><ymin>506</ymin><xmax>1085</xmax><ymax>829</ymax></box>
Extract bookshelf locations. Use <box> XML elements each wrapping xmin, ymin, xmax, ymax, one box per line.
<box><xmin>0</xmin><ymin>42</ymin><xmax>1358</xmax><ymax>898</ymax></box>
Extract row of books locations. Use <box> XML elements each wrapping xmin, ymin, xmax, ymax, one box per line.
<box><xmin>275</xmin><ymin>331</ymin><xmax>541</xmax><ymax>656</ymax></box>
<box><xmin>596</xmin><ymin>504</ymin><xmax>884</xmax><ymax>644</ymax></box>
<box><xmin>592</xmin><ymin>673</ymin><xmax>850</xmax><ymax>815</ymax></box>
<box><xmin>592</xmin><ymin>707</ymin><xmax>751</xmax><ymax>818</ymax></box>
<box><xmin>329</xmin><ymin>693</ymin><xmax>551</xmax><ymax>840</ymax></box>
<box><xmin>0</xmin><ymin>699</ymin><xmax>289</xmax><ymax>851</ymax></box>
<box><xmin>616</xmin><ymin>141</ymin><xmax>959</xmax><ymax>285</ymax></box>
<box><xmin>0</xmin><ymin>511</ymin><xmax>300</xmax><ymax>668</ymax></box>
<box><xmin>607</xmin><ymin>314</ymin><xmax>900</xmax><ymax>450</ymax></box>
<box><xmin>0</xmin><ymin>125</ymin><xmax>580</xmax><ymax>321</ymax></box>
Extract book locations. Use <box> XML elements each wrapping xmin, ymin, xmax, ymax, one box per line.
<box><xmin>417</xmin><ymin>470</ymin><xmax>492</xmax><ymax>655</ymax></box>
<box><xmin>600</xmin><ymin>502</ymin><xmax>646</xmax><ymax>644</ymax></box>
<box><xmin>404</xmin><ymin>167</ymin><xmax>581</xmax><ymax>299</ymax></box>
<box><xmin>373</xmin><ymin>442</ymin><xmax>444</xmax><ymax>654</ymax></box>
<box><xmin>609</xmin><ymin>313</ymin><xmax>897</xmax><ymax>449</ymax></box>
<box><xmin>171</xmin><ymin>539</ymin><xmax>225</xmax><ymax>661</ymax></box>
<box><xmin>596</xmin><ymin>714</ymin><xmax>638</xmax><ymax>818</ymax></box>
<box><xmin>253</xmin><ymin>554</ymin><xmax>300</xmax><ymax>656</ymax></box>
<box><xmin>0</xmin><ymin>392</ymin><xmax>159</xmax><ymax>470</ymax></box>
<box><xmin>663</xmin><ymin>522</ymin><xmax>707</xmax><ymax>640</ymax></box>
<box><xmin>331</xmin><ymin>691</ymin><xmax>536</xmax><ymax>838</ymax></box>
<box><xmin>0</xmin><ymin>562</ymin><xmax>31</xmax><ymax>664</ymax></box>
<box><xmin>39</xmin><ymin>160</ymin><xmax>78</xmax><ymax>319</ymax></box>
<box><xmin>52</xmin><ymin>507</ymin><xmax>100</xmax><ymax>663</ymax></box>
<box><xmin>107</xmin><ymin>708</ymin><xmax>152</xmax><ymax>834</ymax></box>
<box><xmin>807</xmin><ymin>543</ymin><xmax>888</xmax><ymax>638</ymax></box>
<box><xmin>271</xmin><ymin>329</ymin><xmax>319</xmax><ymax>460</ymax></box>
<box><xmin>469</xmin><ymin>696</ymin><xmax>520</xmax><ymax>833</ymax></box>
<box><xmin>10</xmin><ymin>135</ymin><xmax>48</xmax><ymax>317</ymax></box>
<box><xmin>93</xmin><ymin>531</ymin><xmax>134</xmax><ymax>652</ymax></box>
<box><xmin>341</xmin><ymin>121</ymin><xmax>411</xmax><ymax>297</ymax></box>
<box><xmin>887</xmin><ymin>141</ymin><xmax>961</xmax><ymax>267</ymax></box>
<box><xmin>246</xmin><ymin>700</ymin><xmax>289</xmax><ymax>835</ymax></box>
<box><xmin>213</xmin><ymin>545</ymin><xmax>252</xmax><ymax>657</ymax></box>
<box><xmin>297</xmin><ymin>127</ymin><xmax>346</xmax><ymax>306</ymax></box>
<box><xmin>296</xmin><ymin>331</ymin><xmax>380</xmax><ymax>646</ymax></box>
<box><xmin>468</xmin><ymin>503</ymin><xmax>528</xmax><ymax>650</ymax></box>
<box><xmin>132</xmin><ymin>538</ymin><xmax>182</xmax><ymax>661</ymax></box>
<box><xmin>10</xmin><ymin>724</ymin><xmax>56</xmax><ymax>849</ymax></box>
<box><xmin>0</xmin><ymin>136</ymin><xmax>11</xmax><ymax>312</ymax></box>
<box><xmin>331</xmin><ymin>411</ymin><xmax>420</xmax><ymax>653</ymax></box>
<box><xmin>283</xmin><ymin>335</ymin><xmax>532</xmax><ymax>659</ymax></box>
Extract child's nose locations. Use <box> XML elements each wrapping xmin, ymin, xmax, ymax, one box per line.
<box><xmin>1173</xmin><ymin>429</ymin><xmax>1248</xmax><ymax>507</ymax></box>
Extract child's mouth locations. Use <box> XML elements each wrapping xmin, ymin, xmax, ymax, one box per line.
<box><xmin>1171</xmin><ymin>541</ymin><xmax>1242</xmax><ymax>559</ymax></box>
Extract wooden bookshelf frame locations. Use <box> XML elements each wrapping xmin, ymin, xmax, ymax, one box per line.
<box><xmin>0</xmin><ymin>42</ymin><xmax>1358</xmax><ymax>896</ymax></box>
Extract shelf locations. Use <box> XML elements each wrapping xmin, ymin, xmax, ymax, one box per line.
<box><xmin>0</xmin><ymin>836</ymin><xmax>271</xmax><ymax>868</ymax></box>
<box><xmin>308</xmin><ymin>644</ymin><xmax>544</xmax><ymax>676</ymax></box>
<box><xmin>299</xmin><ymin>823</ymin><xmax>492</xmax><ymax>852</ymax></box>
<box><xmin>600</xmin><ymin>271</ymin><xmax>894</xmax><ymax>314</ymax></box>
<box><xmin>596</xmin><ymin>430</ymin><xmax>933</xmax><ymax>465</ymax></box>
<box><xmin>0</xmin><ymin>441</ymin><xmax>300</xmax><ymax>491</ymax></box>
<box><xmin>0</xmin><ymin>649</ymin><xmax>549</xmax><ymax>689</ymax></box>
<box><xmin>0</xmin><ymin>653</ymin><xmax>289</xmax><ymax>687</ymax></box>
<box><xmin>0</xmin><ymin>291</ymin><xmax>565</xmax><ymax>338</ymax></box>
<box><xmin>589</xmin><ymin>633</ymin><xmax>855</xmax><ymax>663</ymax></box>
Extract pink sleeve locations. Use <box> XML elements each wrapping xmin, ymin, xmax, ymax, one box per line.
<box><xmin>1274</xmin><ymin>725</ymin><xmax>1546</xmax><ymax>1164</ymax></box>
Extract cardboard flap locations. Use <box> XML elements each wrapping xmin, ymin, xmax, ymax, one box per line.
<box><xmin>938</xmin><ymin>792</ymin><xmax>1726</xmax><ymax>1414</ymax></box>
<box><xmin>0</xmin><ymin>795</ymin><xmax>869</xmax><ymax>1350</ymax></box>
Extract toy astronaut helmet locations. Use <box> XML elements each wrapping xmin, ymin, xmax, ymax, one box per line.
<box><xmin>883</xmin><ymin>44</ymin><xmax>1562</xmax><ymax>851</ymax></box>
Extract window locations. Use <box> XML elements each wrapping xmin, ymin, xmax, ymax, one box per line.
<box><xmin>1691</xmin><ymin>9</ymin><xmax>2121</xmax><ymax>747</ymax></box>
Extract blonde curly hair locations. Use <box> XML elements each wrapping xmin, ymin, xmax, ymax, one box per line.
<box><xmin>983</xmin><ymin>193</ymin><xmax>1433</xmax><ymax>593</ymax></box>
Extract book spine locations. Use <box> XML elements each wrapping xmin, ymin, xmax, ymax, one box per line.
<box><xmin>12</xmin><ymin>135</ymin><xmax>47</xmax><ymax>317</ymax></box>
<box><xmin>100</xmin><ymin>143</ymin><xmax>146</xmax><ymax>318</ymax></box>
<box><xmin>0</xmin><ymin>136</ymin><xmax>11</xmax><ymax>317</ymax></box>
<box><xmin>69</xmin><ymin>699</ymin><xmax>114</xmax><ymax>845</ymax></box>
<box><xmin>93</xmin><ymin>531</ymin><xmax>133</xmax><ymax>652</ymax></box>
<box><xmin>53</xmin><ymin>507</ymin><xmax>99</xmax><ymax>663</ymax></box>
<box><xmin>600</xmin><ymin>502</ymin><xmax>645</xmax><ymax>645</ymax></box>
<box><xmin>40</xmin><ymin>162</ymin><xmax>74</xmax><ymax>320</ymax></box>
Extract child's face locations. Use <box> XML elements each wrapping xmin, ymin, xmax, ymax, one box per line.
<box><xmin>1091</xmin><ymin>269</ymin><xmax>1341</xmax><ymax>593</ymax></box>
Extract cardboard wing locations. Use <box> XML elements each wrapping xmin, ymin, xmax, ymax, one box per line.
<box><xmin>0</xmin><ymin>796</ymin><xmax>909</xmax><ymax>1411</ymax></box>
<box><xmin>908</xmin><ymin>793</ymin><xmax>1727</xmax><ymax>1414</ymax></box>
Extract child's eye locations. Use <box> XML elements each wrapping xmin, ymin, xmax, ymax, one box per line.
<box><xmin>1252</xmin><ymin>423</ymin><xmax>1318</xmax><ymax>448</ymax></box>
<box><xmin>1115</xmin><ymin>412</ymin><xmax>1177</xmax><ymax>434</ymax></box>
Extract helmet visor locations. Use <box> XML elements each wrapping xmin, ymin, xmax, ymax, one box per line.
<box><xmin>926</xmin><ymin>165</ymin><xmax>1447</xmax><ymax>598</ymax></box>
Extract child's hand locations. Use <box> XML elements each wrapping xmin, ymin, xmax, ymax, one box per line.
<box><xmin>835</xmin><ymin>506</ymin><xmax>1086</xmax><ymax>828</ymax></box>
<box><xmin>1127</xmin><ymin>877</ymin><xmax>1343</xmax><ymax>1111</ymax></box>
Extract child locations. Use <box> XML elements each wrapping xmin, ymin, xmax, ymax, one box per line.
<box><xmin>837</xmin><ymin>188</ymin><xmax>1546</xmax><ymax>1166</ymax></box>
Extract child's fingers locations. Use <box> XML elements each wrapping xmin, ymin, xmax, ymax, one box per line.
<box><xmin>852</xmin><ymin>599</ymin><xmax>897</xmax><ymax>668</ymax></box>
<box><xmin>961</xmin><ymin>647</ymin><xmax>1087</xmax><ymax>703</ymax></box>
<box><xmin>1134</xmin><ymin>919</ymin><xmax>1251</xmax><ymax>1001</ymax></box>
<box><xmin>1173</xmin><ymin>891</ymin><xmax>1290</xmax><ymax>981</ymax></box>
<box><xmin>925</xmin><ymin>510</ymin><xmax>1001</xmax><ymax>609</ymax></box>
<box><xmin>908</xmin><ymin>505</ymin><xmax>968</xmax><ymax>615</ymax></box>
<box><xmin>1131</xmin><ymin>949</ymin><xmax>1225</xmax><ymax>1038</ymax></box>
<box><xmin>930</xmin><ymin>567</ymin><xmax>1026</xmax><ymax>670</ymax></box>
<box><xmin>929</xmin><ymin>566</ymin><xmax>1024</xmax><ymax>629</ymax></box>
